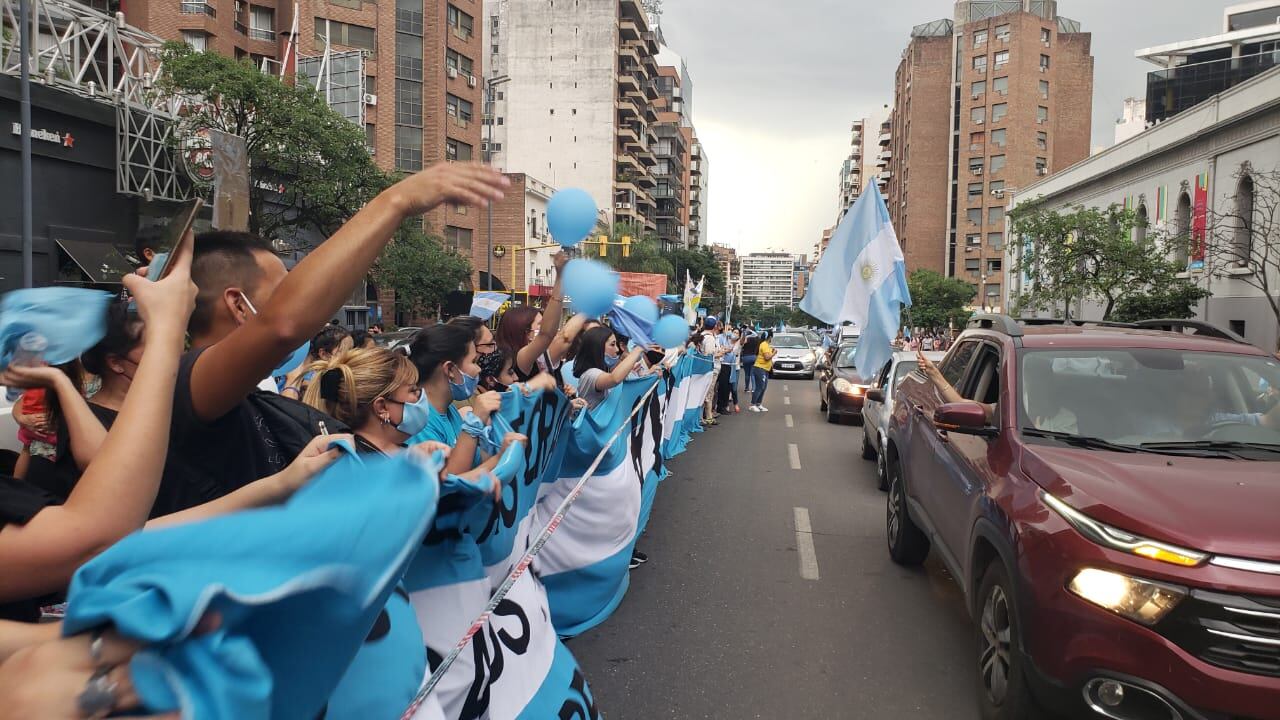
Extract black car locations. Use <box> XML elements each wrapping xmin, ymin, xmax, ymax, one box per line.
<box><xmin>816</xmin><ymin>343</ymin><xmax>869</xmax><ymax>424</ymax></box>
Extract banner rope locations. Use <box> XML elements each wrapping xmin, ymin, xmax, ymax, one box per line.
<box><xmin>400</xmin><ymin>376</ymin><xmax>666</xmax><ymax>719</ymax></box>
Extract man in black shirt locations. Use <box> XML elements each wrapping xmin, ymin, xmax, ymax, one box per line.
<box><xmin>155</xmin><ymin>163</ymin><xmax>511</xmax><ymax>515</ymax></box>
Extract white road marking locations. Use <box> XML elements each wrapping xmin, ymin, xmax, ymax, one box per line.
<box><xmin>788</xmin><ymin>442</ymin><xmax>801</xmax><ymax>469</ymax></box>
<box><xmin>794</xmin><ymin>507</ymin><xmax>821</xmax><ymax>580</ymax></box>
<box><xmin>785</xmin><ymin>414</ymin><xmax>794</xmax><ymax>428</ymax></box>
<box><xmin>784</xmin><ymin>396</ymin><xmax>792</xmax><ymax>405</ymax></box>
<box><xmin>783</xmin><ymin>384</ymin><xmax>789</xmax><ymax>391</ymax></box>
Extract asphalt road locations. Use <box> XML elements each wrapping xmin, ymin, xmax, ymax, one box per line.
<box><xmin>572</xmin><ymin>374</ymin><xmax>982</xmax><ymax>719</ymax></box>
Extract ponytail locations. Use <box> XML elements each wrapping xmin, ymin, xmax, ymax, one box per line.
<box><xmin>301</xmin><ymin>347</ymin><xmax>418</xmax><ymax>427</ymax></box>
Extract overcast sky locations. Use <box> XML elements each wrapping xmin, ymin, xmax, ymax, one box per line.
<box><xmin>657</xmin><ymin>0</ymin><xmax>1226</xmax><ymax>258</ymax></box>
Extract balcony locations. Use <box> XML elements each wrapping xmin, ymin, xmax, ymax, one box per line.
<box><xmin>616</xmin><ymin>123</ymin><xmax>639</xmax><ymax>145</ymax></box>
<box><xmin>878</xmin><ymin>132</ymin><xmax>891</xmax><ymax>146</ymax></box>
<box><xmin>249</xmin><ymin>26</ymin><xmax>274</xmax><ymax>41</ymax></box>
<box><xmin>1146</xmin><ymin>50</ymin><xmax>1280</xmax><ymax>124</ymax></box>
<box><xmin>619</xmin><ymin>18</ymin><xmax>641</xmax><ymax>42</ymax></box>
<box><xmin>234</xmin><ymin>19</ymin><xmax>246</xmax><ymax>34</ymax></box>
<box><xmin>181</xmin><ymin>1</ymin><xmax>216</xmax><ymax>17</ymax></box>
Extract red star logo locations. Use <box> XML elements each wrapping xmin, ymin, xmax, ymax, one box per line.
<box><xmin>62</xmin><ymin>133</ymin><xmax>75</xmax><ymax>148</ymax></box>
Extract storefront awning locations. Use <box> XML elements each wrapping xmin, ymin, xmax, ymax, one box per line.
<box><xmin>55</xmin><ymin>237</ymin><xmax>136</xmax><ymax>284</ymax></box>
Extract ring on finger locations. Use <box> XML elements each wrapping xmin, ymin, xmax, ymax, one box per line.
<box><xmin>77</xmin><ymin>668</ymin><xmax>119</xmax><ymax>719</ymax></box>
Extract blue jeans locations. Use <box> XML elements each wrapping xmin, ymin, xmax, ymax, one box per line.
<box><xmin>741</xmin><ymin>356</ymin><xmax>757</xmax><ymax>393</ymax></box>
<box><xmin>751</xmin><ymin>366</ymin><xmax>769</xmax><ymax>406</ymax></box>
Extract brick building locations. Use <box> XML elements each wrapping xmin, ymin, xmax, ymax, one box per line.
<box><xmin>886</xmin><ymin>0</ymin><xmax>1093</xmax><ymax>310</ymax></box>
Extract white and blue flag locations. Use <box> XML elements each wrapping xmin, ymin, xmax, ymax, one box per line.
<box><xmin>800</xmin><ymin>184</ymin><xmax>911</xmax><ymax>379</ymax></box>
<box><xmin>470</xmin><ymin>291</ymin><xmax>510</xmax><ymax>321</ymax></box>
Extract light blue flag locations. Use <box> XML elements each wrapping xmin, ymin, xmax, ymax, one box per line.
<box><xmin>606</xmin><ymin>297</ymin><xmax>656</xmax><ymax>346</ymax></box>
<box><xmin>0</xmin><ymin>287</ymin><xmax>112</xmax><ymax>366</ymax></box>
<box><xmin>470</xmin><ymin>291</ymin><xmax>510</xmax><ymax>321</ymax></box>
<box><xmin>800</xmin><ymin>184</ymin><xmax>911</xmax><ymax>381</ymax></box>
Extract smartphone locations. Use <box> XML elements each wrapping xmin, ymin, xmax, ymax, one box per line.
<box><xmin>146</xmin><ymin>198</ymin><xmax>203</xmax><ymax>281</ymax></box>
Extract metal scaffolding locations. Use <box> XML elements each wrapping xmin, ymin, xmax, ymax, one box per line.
<box><xmin>0</xmin><ymin>0</ymin><xmax>189</xmax><ymax>200</ymax></box>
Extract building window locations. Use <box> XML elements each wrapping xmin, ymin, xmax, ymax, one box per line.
<box><xmin>1234</xmin><ymin>175</ymin><xmax>1255</xmax><ymax>265</ymax></box>
<box><xmin>396</xmin><ymin>33</ymin><xmax>423</xmax><ymax>80</ymax></box>
<box><xmin>1036</xmin><ymin>130</ymin><xmax>1048</xmax><ymax>150</ymax></box>
<box><xmin>994</xmin><ymin>50</ymin><xmax>1009</xmax><ymax>69</ymax></box>
<box><xmin>365</xmin><ymin>123</ymin><xmax>376</xmax><ymax>151</ymax></box>
<box><xmin>968</xmin><ymin>208</ymin><xmax>982</xmax><ymax>225</ymax></box>
<box><xmin>1039</xmin><ymin>79</ymin><xmax>1049</xmax><ymax>98</ymax></box>
<box><xmin>1229</xmin><ymin>319</ymin><xmax>1246</xmax><ymax>336</ymax></box>
<box><xmin>969</xmin><ymin>131</ymin><xmax>985</xmax><ymax>151</ymax></box>
<box><xmin>986</xmin><ymin>258</ymin><xmax>1002</xmax><ymax>273</ymax></box>
<box><xmin>991</xmin><ymin>103</ymin><xmax>1008</xmax><ymax>122</ymax></box>
<box><xmin>395</xmin><ymin>126</ymin><xmax>422</xmax><ymax>171</ymax></box>
<box><xmin>967</xmin><ymin>233</ymin><xmax>982</xmax><ymax>247</ymax></box>
<box><xmin>966</xmin><ymin>258</ymin><xmax>980</xmax><ymax>272</ymax></box>
<box><xmin>249</xmin><ymin>5</ymin><xmax>274</xmax><ymax>40</ymax></box>
<box><xmin>995</xmin><ymin>23</ymin><xmax>1010</xmax><ymax>42</ymax></box>
<box><xmin>968</xmin><ymin>182</ymin><xmax>984</xmax><ymax>198</ymax></box>
<box><xmin>988</xmin><ymin>206</ymin><xmax>1004</xmax><ymax>225</ymax></box>
<box><xmin>446</xmin><ymin>138</ymin><xmax>472</xmax><ymax>161</ymax></box>
<box><xmin>1039</xmin><ymin>54</ymin><xmax>1050</xmax><ymax>70</ymax></box>
<box><xmin>987</xmin><ymin>232</ymin><xmax>1003</xmax><ymax>249</ymax></box>
<box><xmin>990</xmin><ymin>180</ymin><xmax>1005</xmax><ymax>195</ymax></box>
<box><xmin>181</xmin><ymin>30</ymin><xmax>209</xmax><ymax>51</ymax></box>
<box><xmin>992</xmin><ymin>76</ymin><xmax>1008</xmax><ymax>96</ymax></box>
<box><xmin>395</xmin><ymin>79</ymin><xmax>422</xmax><ymax>125</ymax></box>
<box><xmin>1040</xmin><ymin>27</ymin><xmax>1051</xmax><ymax>45</ymax></box>
<box><xmin>991</xmin><ymin>128</ymin><xmax>1007</xmax><ymax>147</ymax></box>
<box><xmin>1135</xmin><ymin>203</ymin><xmax>1148</xmax><ymax>245</ymax></box>
<box><xmin>1035</xmin><ymin>157</ymin><xmax>1048</xmax><ymax>174</ymax></box>
<box><xmin>1175</xmin><ymin>192</ymin><xmax>1192</xmax><ymax>267</ymax></box>
<box><xmin>447</xmin><ymin>5</ymin><xmax>473</xmax><ymax>40</ymax></box>
<box><xmin>1037</xmin><ymin>106</ymin><xmax>1049</xmax><ymax>123</ymax></box>
<box><xmin>971</xmin><ymin>106</ymin><xmax>986</xmax><ymax>124</ymax></box>
<box><xmin>990</xmin><ymin>154</ymin><xmax>1006</xmax><ymax>173</ymax></box>
<box><xmin>985</xmin><ymin>282</ymin><xmax>1001</xmax><ymax>299</ymax></box>
<box><xmin>314</xmin><ymin>18</ymin><xmax>376</xmax><ymax>52</ymax></box>
<box><xmin>971</xmin><ymin>80</ymin><xmax>986</xmax><ymax>97</ymax></box>
<box><xmin>969</xmin><ymin>157</ymin><xmax>985</xmax><ymax>175</ymax></box>
<box><xmin>445</xmin><ymin>226</ymin><xmax>473</xmax><ymax>252</ymax></box>
<box><xmin>445</xmin><ymin>49</ymin><xmax>474</xmax><ymax>77</ymax></box>
<box><xmin>446</xmin><ymin>94</ymin><xmax>474</xmax><ymax>122</ymax></box>
<box><xmin>972</xmin><ymin>55</ymin><xmax>987</xmax><ymax>73</ymax></box>
<box><xmin>973</xmin><ymin>29</ymin><xmax>987</xmax><ymax>47</ymax></box>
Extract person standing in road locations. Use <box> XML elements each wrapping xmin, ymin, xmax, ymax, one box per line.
<box><xmin>699</xmin><ymin>317</ymin><xmax>723</xmax><ymax>425</ymax></box>
<box><xmin>749</xmin><ymin>331</ymin><xmax>775</xmax><ymax>412</ymax></box>
<box><xmin>740</xmin><ymin>328</ymin><xmax>759</xmax><ymax>398</ymax></box>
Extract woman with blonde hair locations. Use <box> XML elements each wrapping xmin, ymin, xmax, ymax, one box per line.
<box><xmin>302</xmin><ymin>346</ymin><xmax>431</xmax><ymax>455</ymax></box>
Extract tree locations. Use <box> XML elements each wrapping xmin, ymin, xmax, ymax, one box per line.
<box><xmin>600</xmin><ymin>223</ymin><xmax>675</xmax><ymax>278</ymax></box>
<box><xmin>1111</xmin><ymin>283</ymin><xmax>1210</xmax><ymax>323</ymax></box>
<box><xmin>906</xmin><ymin>269</ymin><xmax>976</xmax><ymax>329</ymax></box>
<box><xmin>157</xmin><ymin>42</ymin><xmax>393</xmax><ymax>246</ymax></box>
<box><xmin>1201</xmin><ymin>168</ymin><xmax>1280</xmax><ymax>349</ymax></box>
<box><xmin>371</xmin><ymin>229</ymin><xmax>472</xmax><ymax>319</ymax></box>
<box><xmin>734</xmin><ymin>300</ymin><xmax>791</xmax><ymax>328</ymax></box>
<box><xmin>1010</xmin><ymin>202</ymin><xmax>1189</xmax><ymax>321</ymax></box>
<box><xmin>669</xmin><ymin>247</ymin><xmax>726</xmax><ymax>312</ymax></box>
<box><xmin>788</xmin><ymin>308</ymin><xmax>824</xmax><ymax>328</ymax></box>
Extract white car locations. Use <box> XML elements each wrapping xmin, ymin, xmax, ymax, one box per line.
<box><xmin>859</xmin><ymin>350</ymin><xmax>944</xmax><ymax>490</ymax></box>
<box><xmin>767</xmin><ymin>333</ymin><xmax>818</xmax><ymax>379</ymax></box>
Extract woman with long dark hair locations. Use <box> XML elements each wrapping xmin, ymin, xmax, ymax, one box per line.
<box><xmin>571</xmin><ymin>326</ymin><xmax>647</xmax><ymax>410</ymax></box>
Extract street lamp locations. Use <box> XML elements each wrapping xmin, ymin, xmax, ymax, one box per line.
<box><xmin>484</xmin><ymin>73</ymin><xmax>511</xmax><ymax>292</ymax></box>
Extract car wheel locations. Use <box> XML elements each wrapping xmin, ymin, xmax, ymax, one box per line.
<box><xmin>975</xmin><ymin>562</ymin><xmax>1047</xmax><ymax>720</ymax></box>
<box><xmin>805</xmin><ymin>373</ymin><xmax>814</xmax><ymax>380</ymax></box>
<box><xmin>826</xmin><ymin>403</ymin><xmax>840</xmax><ymax>424</ymax></box>
<box><xmin>819</xmin><ymin>392</ymin><xmax>828</xmax><ymax>412</ymax></box>
<box><xmin>886</xmin><ymin>459</ymin><xmax>929</xmax><ymax>565</ymax></box>
<box><xmin>861</xmin><ymin>429</ymin><xmax>876</xmax><ymax>460</ymax></box>
<box><xmin>876</xmin><ymin>447</ymin><xmax>889</xmax><ymax>491</ymax></box>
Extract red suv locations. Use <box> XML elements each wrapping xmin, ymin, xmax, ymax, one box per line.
<box><xmin>883</xmin><ymin>315</ymin><xmax>1280</xmax><ymax>720</ymax></box>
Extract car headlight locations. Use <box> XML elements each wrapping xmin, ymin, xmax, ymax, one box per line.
<box><xmin>832</xmin><ymin>379</ymin><xmax>866</xmax><ymax>395</ymax></box>
<box><xmin>1068</xmin><ymin>568</ymin><xmax>1186</xmax><ymax>626</ymax></box>
<box><xmin>1040</xmin><ymin>491</ymin><xmax>1207</xmax><ymax>568</ymax></box>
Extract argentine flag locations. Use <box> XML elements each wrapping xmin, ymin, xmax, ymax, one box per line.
<box><xmin>800</xmin><ymin>184</ymin><xmax>910</xmax><ymax>379</ymax></box>
<box><xmin>470</xmin><ymin>291</ymin><xmax>510</xmax><ymax>321</ymax></box>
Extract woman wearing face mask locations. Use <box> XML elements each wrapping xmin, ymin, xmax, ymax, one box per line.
<box><xmin>571</xmin><ymin>327</ymin><xmax>648</xmax><ymax>410</ymax></box>
<box><xmin>303</xmin><ymin>347</ymin><xmax>432</xmax><ymax>454</ymax></box>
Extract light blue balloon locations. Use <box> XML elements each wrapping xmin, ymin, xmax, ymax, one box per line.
<box><xmin>622</xmin><ymin>295</ymin><xmax>659</xmax><ymax>324</ymax></box>
<box><xmin>546</xmin><ymin>188</ymin><xmax>598</xmax><ymax>247</ymax></box>
<box><xmin>653</xmin><ymin>314</ymin><xmax>689</xmax><ymax>349</ymax></box>
<box><xmin>562</xmin><ymin>259</ymin><xmax>618</xmax><ymax>317</ymax></box>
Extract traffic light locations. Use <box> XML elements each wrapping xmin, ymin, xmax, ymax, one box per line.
<box><xmin>598</xmin><ymin>234</ymin><xmax>609</xmax><ymax>257</ymax></box>
<box><xmin>621</xmin><ymin>235</ymin><xmax>631</xmax><ymax>258</ymax></box>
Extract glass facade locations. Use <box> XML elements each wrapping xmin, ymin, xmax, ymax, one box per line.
<box><xmin>1146</xmin><ymin>50</ymin><xmax>1280</xmax><ymax>124</ymax></box>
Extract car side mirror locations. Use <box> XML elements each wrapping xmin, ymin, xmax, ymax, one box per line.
<box><xmin>935</xmin><ymin>402</ymin><xmax>997</xmax><ymax>437</ymax></box>
<box><xmin>866</xmin><ymin>388</ymin><xmax>885</xmax><ymax>403</ymax></box>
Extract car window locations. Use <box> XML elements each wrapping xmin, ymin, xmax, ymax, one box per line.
<box><xmin>772</xmin><ymin>334</ymin><xmax>808</xmax><ymax>349</ymax></box>
<box><xmin>965</xmin><ymin>346</ymin><xmax>1001</xmax><ymax>405</ymax></box>
<box><xmin>941</xmin><ymin>341</ymin><xmax>979</xmax><ymax>388</ymax></box>
<box><xmin>892</xmin><ymin>360</ymin><xmax>920</xmax><ymax>387</ymax></box>
<box><xmin>875</xmin><ymin>361</ymin><xmax>892</xmax><ymax>389</ymax></box>
<box><xmin>834</xmin><ymin>345</ymin><xmax>859</xmax><ymax>368</ymax></box>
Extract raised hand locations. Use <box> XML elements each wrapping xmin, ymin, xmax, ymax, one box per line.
<box><xmin>389</xmin><ymin>163</ymin><xmax>510</xmax><ymax>218</ymax></box>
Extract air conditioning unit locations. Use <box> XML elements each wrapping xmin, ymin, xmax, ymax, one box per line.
<box><xmin>364</xmin><ymin>93</ymin><xmax>377</xmax><ymax>105</ymax></box>
<box><xmin>447</xmin><ymin>67</ymin><xmax>458</xmax><ymax>79</ymax></box>
<box><xmin>991</xmin><ymin>189</ymin><xmax>1004</xmax><ymax>196</ymax></box>
<box><xmin>1037</xmin><ymin>168</ymin><xmax>1048</xmax><ymax>176</ymax></box>
<box><xmin>975</xmin><ymin>119</ymin><xmax>984</xmax><ymax>125</ymax></box>
<box><xmin>615</xmin><ymin>202</ymin><xmax>632</xmax><ymax>210</ymax></box>
<box><xmin>468</xmin><ymin>76</ymin><xmax>478</xmax><ymax>88</ymax></box>
<box><xmin>972</xmin><ymin>168</ymin><xmax>984</xmax><ymax>176</ymax></box>
<box><xmin>1039</xmin><ymin>66</ymin><xmax>1047</xmax><ymax>73</ymax></box>
<box><xmin>971</xmin><ymin>93</ymin><xmax>980</xmax><ymax>100</ymax></box>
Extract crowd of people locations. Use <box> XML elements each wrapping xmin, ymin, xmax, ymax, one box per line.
<box><xmin>0</xmin><ymin>161</ymin><xmax>715</xmax><ymax>718</ymax></box>
<box><xmin>684</xmin><ymin>318</ymin><xmax>779</xmax><ymax>423</ymax></box>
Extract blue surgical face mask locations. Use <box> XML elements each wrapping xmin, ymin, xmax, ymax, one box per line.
<box><xmin>241</xmin><ymin>293</ymin><xmax>311</xmax><ymax>377</ymax></box>
<box><xmin>449</xmin><ymin>363</ymin><xmax>480</xmax><ymax>401</ymax></box>
<box><xmin>604</xmin><ymin>354</ymin><xmax>620</xmax><ymax>369</ymax></box>
<box><xmin>390</xmin><ymin>393</ymin><xmax>432</xmax><ymax>437</ymax></box>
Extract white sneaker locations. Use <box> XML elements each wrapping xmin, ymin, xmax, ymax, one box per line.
<box><xmin>759</xmin><ymin>406</ymin><xmax>769</xmax><ymax>412</ymax></box>
<box><xmin>748</xmin><ymin>406</ymin><xmax>761</xmax><ymax>413</ymax></box>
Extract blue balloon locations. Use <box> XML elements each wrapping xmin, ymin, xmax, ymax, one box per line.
<box><xmin>653</xmin><ymin>314</ymin><xmax>689</xmax><ymax>349</ymax></box>
<box><xmin>562</xmin><ymin>259</ymin><xmax>618</xmax><ymax>317</ymax></box>
<box><xmin>546</xmin><ymin>188</ymin><xmax>599</xmax><ymax>247</ymax></box>
<box><xmin>622</xmin><ymin>295</ymin><xmax>659</xmax><ymax>324</ymax></box>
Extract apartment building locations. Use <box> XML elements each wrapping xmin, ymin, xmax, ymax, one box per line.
<box><xmin>688</xmin><ymin>138</ymin><xmax>707</xmax><ymax>247</ymax></box>
<box><xmin>885</xmin><ymin>0</ymin><xmax>1093</xmax><ymax>311</ymax></box>
<box><xmin>652</xmin><ymin>65</ymin><xmax>687</xmax><ymax>251</ymax></box>
<box><xmin>484</xmin><ymin>0</ymin><xmax>660</xmax><ymax>234</ymax></box>
<box><xmin>709</xmin><ymin>243</ymin><xmax>737</xmax><ymax>305</ymax></box>
<box><xmin>739</xmin><ymin>252</ymin><xmax>798</xmax><ymax>308</ymax></box>
<box><xmin>836</xmin><ymin>119</ymin><xmax>865</xmax><ymax>221</ymax></box>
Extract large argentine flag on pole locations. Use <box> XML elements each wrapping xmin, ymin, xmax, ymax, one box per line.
<box><xmin>800</xmin><ymin>184</ymin><xmax>911</xmax><ymax>378</ymax></box>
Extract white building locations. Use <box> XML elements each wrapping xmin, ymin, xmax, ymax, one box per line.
<box><xmin>1114</xmin><ymin>97</ymin><xmax>1147</xmax><ymax>145</ymax></box>
<box><xmin>1008</xmin><ymin>65</ymin><xmax>1280</xmax><ymax>352</ymax></box>
<box><xmin>739</xmin><ymin>253</ymin><xmax>798</xmax><ymax>308</ymax></box>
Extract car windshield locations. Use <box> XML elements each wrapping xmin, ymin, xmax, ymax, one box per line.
<box><xmin>1019</xmin><ymin>349</ymin><xmax>1280</xmax><ymax>452</ymax></box>
<box><xmin>892</xmin><ymin>360</ymin><xmax>919</xmax><ymax>385</ymax></box>
<box><xmin>835</xmin><ymin>345</ymin><xmax>859</xmax><ymax>368</ymax></box>
<box><xmin>772</xmin><ymin>334</ymin><xmax>808</xmax><ymax>349</ymax></box>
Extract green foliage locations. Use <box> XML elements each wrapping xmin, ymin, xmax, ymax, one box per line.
<box><xmin>906</xmin><ymin>269</ymin><xmax>975</xmax><ymax>329</ymax></box>
<box><xmin>601</xmin><ymin>222</ymin><xmax>675</xmax><ymax>278</ymax></box>
<box><xmin>734</xmin><ymin>300</ymin><xmax>792</xmax><ymax>328</ymax></box>
<box><xmin>1010</xmin><ymin>202</ymin><xmax>1187</xmax><ymax>321</ymax></box>
<box><xmin>157</xmin><ymin>42</ymin><xmax>392</xmax><ymax>245</ymax></box>
<box><xmin>372</xmin><ymin>229</ymin><xmax>471</xmax><ymax>318</ymax></box>
<box><xmin>1111</xmin><ymin>281</ymin><xmax>1211</xmax><ymax>323</ymax></box>
<box><xmin>788</xmin><ymin>307</ymin><xmax>824</xmax><ymax>328</ymax></box>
